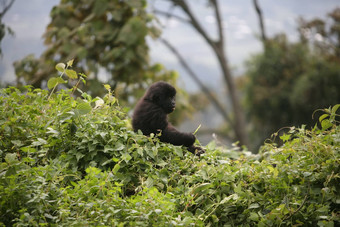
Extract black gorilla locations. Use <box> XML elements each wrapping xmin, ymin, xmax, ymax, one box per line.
<box><xmin>132</xmin><ymin>81</ymin><xmax>204</xmax><ymax>155</ymax></box>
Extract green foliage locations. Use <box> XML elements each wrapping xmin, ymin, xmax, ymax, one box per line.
<box><xmin>244</xmin><ymin>9</ymin><xmax>340</xmax><ymax>148</ymax></box>
<box><xmin>1</xmin><ymin>65</ymin><xmax>339</xmax><ymax>225</ymax></box>
<box><xmin>0</xmin><ymin>0</ymin><xmax>15</xmax><ymax>56</ymax></box>
<box><xmin>298</xmin><ymin>8</ymin><xmax>340</xmax><ymax>58</ymax></box>
<box><xmin>245</xmin><ymin>33</ymin><xmax>340</xmax><ymax>148</ymax></box>
<box><xmin>13</xmin><ymin>0</ymin><xmax>178</xmax><ymax>103</ymax></box>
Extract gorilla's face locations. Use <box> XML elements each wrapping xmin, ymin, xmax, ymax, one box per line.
<box><xmin>144</xmin><ymin>81</ymin><xmax>177</xmax><ymax>114</ymax></box>
<box><xmin>160</xmin><ymin>94</ymin><xmax>176</xmax><ymax>113</ymax></box>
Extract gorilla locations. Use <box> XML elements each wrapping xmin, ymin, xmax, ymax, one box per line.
<box><xmin>132</xmin><ymin>81</ymin><xmax>205</xmax><ymax>156</ymax></box>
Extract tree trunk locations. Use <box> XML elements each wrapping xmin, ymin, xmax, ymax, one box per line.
<box><xmin>213</xmin><ymin>42</ymin><xmax>249</xmax><ymax>146</ymax></box>
<box><xmin>157</xmin><ymin>0</ymin><xmax>249</xmax><ymax>147</ymax></box>
<box><xmin>253</xmin><ymin>0</ymin><xmax>267</xmax><ymax>48</ymax></box>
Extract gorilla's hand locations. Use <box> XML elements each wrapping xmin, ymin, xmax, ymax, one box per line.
<box><xmin>187</xmin><ymin>145</ymin><xmax>205</xmax><ymax>156</ymax></box>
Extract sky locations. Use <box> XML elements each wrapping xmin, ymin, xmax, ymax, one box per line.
<box><xmin>0</xmin><ymin>0</ymin><xmax>339</xmax><ymax>91</ymax></box>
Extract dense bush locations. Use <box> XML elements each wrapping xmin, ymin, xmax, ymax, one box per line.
<box><xmin>0</xmin><ymin>81</ymin><xmax>339</xmax><ymax>226</ymax></box>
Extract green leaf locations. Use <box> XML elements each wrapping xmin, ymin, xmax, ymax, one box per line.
<box><xmin>122</xmin><ymin>152</ymin><xmax>132</xmax><ymax>162</ymax></box>
<box><xmin>145</xmin><ymin>177</ymin><xmax>154</xmax><ymax>188</ymax></box>
<box><xmin>115</xmin><ymin>142</ymin><xmax>125</xmax><ymax>151</ymax></box>
<box><xmin>31</xmin><ymin>138</ymin><xmax>48</xmax><ymax>146</ymax></box>
<box><xmin>152</xmin><ymin>146</ymin><xmax>158</xmax><ymax>157</ymax></box>
<box><xmin>319</xmin><ymin>114</ymin><xmax>329</xmax><ymax>123</ymax></box>
<box><xmin>192</xmin><ymin>183</ymin><xmax>212</xmax><ymax>194</ymax></box>
<box><xmin>55</xmin><ymin>63</ymin><xmax>66</xmax><ymax>72</ymax></box>
<box><xmin>11</xmin><ymin>140</ymin><xmax>23</xmax><ymax>147</ymax></box>
<box><xmin>79</xmin><ymin>72</ymin><xmax>87</xmax><ymax>78</ymax></box>
<box><xmin>94</xmin><ymin>98</ymin><xmax>104</xmax><ymax>109</ymax></box>
<box><xmin>117</xmin><ymin>17</ymin><xmax>147</xmax><ymax>45</ymax></box>
<box><xmin>65</xmin><ymin>69</ymin><xmax>78</xmax><ymax>79</ymax></box>
<box><xmin>249</xmin><ymin>212</ymin><xmax>259</xmax><ymax>221</ymax></box>
<box><xmin>20</xmin><ymin>147</ymin><xmax>37</xmax><ymax>153</ymax></box>
<box><xmin>331</xmin><ymin>104</ymin><xmax>340</xmax><ymax>113</ymax></box>
<box><xmin>173</xmin><ymin>146</ymin><xmax>183</xmax><ymax>157</ymax></box>
<box><xmin>47</xmin><ymin>77</ymin><xmax>57</xmax><ymax>89</ymax></box>
<box><xmin>331</xmin><ymin>104</ymin><xmax>340</xmax><ymax>120</ymax></box>
<box><xmin>321</xmin><ymin>119</ymin><xmax>332</xmax><ymax>130</ymax></box>
<box><xmin>249</xmin><ymin>203</ymin><xmax>260</xmax><ymax>209</ymax></box>
<box><xmin>103</xmin><ymin>84</ymin><xmax>111</xmax><ymax>91</ymax></box>
<box><xmin>5</xmin><ymin>153</ymin><xmax>18</xmax><ymax>164</ymax></box>
<box><xmin>76</xmin><ymin>103</ymin><xmax>92</xmax><ymax>115</ymax></box>
<box><xmin>76</xmin><ymin>152</ymin><xmax>84</xmax><ymax>161</ymax></box>
<box><xmin>47</xmin><ymin>77</ymin><xmax>66</xmax><ymax>89</ymax></box>
<box><xmin>137</xmin><ymin>147</ymin><xmax>144</xmax><ymax>156</ymax></box>
<box><xmin>67</xmin><ymin>59</ymin><xmax>74</xmax><ymax>67</ymax></box>
<box><xmin>112</xmin><ymin>163</ymin><xmax>120</xmax><ymax>174</ymax></box>
<box><xmin>234</xmin><ymin>183</ymin><xmax>242</xmax><ymax>194</ymax></box>
<box><xmin>280</xmin><ymin>134</ymin><xmax>291</xmax><ymax>142</ymax></box>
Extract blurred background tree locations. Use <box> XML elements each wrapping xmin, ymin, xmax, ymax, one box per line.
<box><xmin>152</xmin><ymin>0</ymin><xmax>249</xmax><ymax>147</ymax></box>
<box><xmin>12</xmin><ymin>0</ymin><xmax>193</xmax><ymax>124</ymax></box>
<box><xmin>244</xmin><ymin>8</ymin><xmax>340</xmax><ymax>148</ymax></box>
<box><xmin>0</xmin><ymin>0</ymin><xmax>15</xmax><ymax>56</ymax></box>
<box><xmin>14</xmin><ymin>0</ymin><xmax>194</xmax><ymax>123</ymax></box>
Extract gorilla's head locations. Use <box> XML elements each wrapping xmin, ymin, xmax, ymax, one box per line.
<box><xmin>144</xmin><ymin>81</ymin><xmax>176</xmax><ymax>113</ymax></box>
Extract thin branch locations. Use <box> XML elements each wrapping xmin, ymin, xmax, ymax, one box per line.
<box><xmin>0</xmin><ymin>0</ymin><xmax>15</xmax><ymax>18</ymax></box>
<box><xmin>154</xmin><ymin>10</ymin><xmax>190</xmax><ymax>24</ymax></box>
<box><xmin>160</xmin><ymin>37</ymin><xmax>233</xmax><ymax>126</ymax></box>
<box><xmin>283</xmin><ymin>195</ymin><xmax>308</xmax><ymax>221</ymax></box>
<box><xmin>252</xmin><ymin>0</ymin><xmax>267</xmax><ymax>44</ymax></box>
<box><xmin>211</xmin><ymin>0</ymin><xmax>224</xmax><ymax>46</ymax></box>
<box><xmin>175</xmin><ymin>0</ymin><xmax>215</xmax><ymax>47</ymax></box>
<box><xmin>161</xmin><ymin>0</ymin><xmax>249</xmax><ymax>146</ymax></box>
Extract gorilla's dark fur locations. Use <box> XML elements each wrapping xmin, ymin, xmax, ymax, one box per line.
<box><xmin>132</xmin><ymin>81</ymin><xmax>204</xmax><ymax>155</ymax></box>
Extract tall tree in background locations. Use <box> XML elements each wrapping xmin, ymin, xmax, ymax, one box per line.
<box><xmin>13</xmin><ymin>0</ymin><xmax>180</xmax><ymax>104</ymax></box>
<box><xmin>153</xmin><ymin>0</ymin><xmax>249</xmax><ymax>147</ymax></box>
<box><xmin>252</xmin><ymin>0</ymin><xmax>267</xmax><ymax>46</ymax></box>
<box><xmin>0</xmin><ymin>0</ymin><xmax>15</xmax><ymax>56</ymax></box>
<box><xmin>244</xmin><ymin>8</ymin><xmax>340</xmax><ymax>148</ymax></box>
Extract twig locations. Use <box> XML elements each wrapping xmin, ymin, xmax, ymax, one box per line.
<box><xmin>282</xmin><ymin>195</ymin><xmax>308</xmax><ymax>221</ymax></box>
<box><xmin>0</xmin><ymin>0</ymin><xmax>15</xmax><ymax>18</ymax></box>
<box><xmin>154</xmin><ymin>9</ymin><xmax>189</xmax><ymax>24</ymax></box>
<box><xmin>252</xmin><ymin>0</ymin><xmax>267</xmax><ymax>44</ymax></box>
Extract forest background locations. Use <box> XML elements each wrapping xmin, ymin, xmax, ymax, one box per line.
<box><xmin>0</xmin><ymin>0</ymin><xmax>339</xmax><ymax>150</ymax></box>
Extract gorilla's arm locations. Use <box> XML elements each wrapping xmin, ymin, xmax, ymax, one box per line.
<box><xmin>159</xmin><ymin>124</ymin><xmax>195</xmax><ymax>147</ymax></box>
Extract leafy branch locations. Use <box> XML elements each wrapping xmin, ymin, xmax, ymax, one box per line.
<box><xmin>47</xmin><ymin>59</ymin><xmax>86</xmax><ymax>99</ymax></box>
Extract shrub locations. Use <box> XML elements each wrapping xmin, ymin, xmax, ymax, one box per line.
<box><xmin>1</xmin><ymin>63</ymin><xmax>339</xmax><ymax>226</ymax></box>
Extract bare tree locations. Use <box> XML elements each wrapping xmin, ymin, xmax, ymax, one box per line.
<box><xmin>0</xmin><ymin>0</ymin><xmax>15</xmax><ymax>55</ymax></box>
<box><xmin>0</xmin><ymin>0</ymin><xmax>14</xmax><ymax>18</ymax></box>
<box><xmin>153</xmin><ymin>0</ymin><xmax>249</xmax><ymax>146</ymax></box>
<box><xmin>253</xmin><ymin>0</ymin><xmax>267</xmax><ymax>45</ymax></box>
